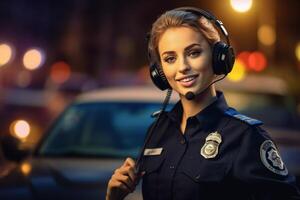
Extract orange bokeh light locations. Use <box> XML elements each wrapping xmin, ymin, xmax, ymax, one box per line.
<box><xmin>248</xmin><ymin>51</ymin><xmax>267</xmax><ymax>72</ymax></box>
<box><xmin>50</xmin><ymin>61</ymin><xmax>71</xmax><ymax>84</ymax></box>
<box><xmin>237</xmin><ymin>51</ymin><xmax>251</xmax><ymax>69</ymax></box>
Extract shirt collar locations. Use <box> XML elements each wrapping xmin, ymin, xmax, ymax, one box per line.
<box><xmin>167</xmin><ymin>91</ymin><xmax>229</xmax><ymax>126</ymax></box>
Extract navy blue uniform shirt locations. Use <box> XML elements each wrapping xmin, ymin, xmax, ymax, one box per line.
<box><xmin>140</xmin><ymin>91</ymin><xmax>300</xmax><ymax>200</ymax></box>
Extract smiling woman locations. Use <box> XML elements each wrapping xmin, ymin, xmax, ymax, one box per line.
<box><xmin>158</xmin><ymin>26</ymin><xmax>215</xmax><ymax>104</ymax></box>
<box><xmin>106</xmin><ymin>7</ymin><xmax>300</xmax><ymax>200</ymax></box>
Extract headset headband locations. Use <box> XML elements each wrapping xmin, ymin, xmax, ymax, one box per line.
<box><xmin>173</xmin><ymin>7</ymin><xmax>231</xmax><ymax>45</ymax></box>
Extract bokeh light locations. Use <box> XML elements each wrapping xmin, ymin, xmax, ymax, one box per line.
<box><xmin>21</xmin><ymin>162</ymin><xmax>32</xmax><ymax>176</ymax></box>
<box><xmin>23</xmin><ymin>48</ymin><xmax>45</xmax><ymax>70</ymax></box>
<box><xmin>10</xmin><ymin>120</ymin><xmax>31</xmax><ymax>139</ymax></box>
<box><xmin>237</xmin><ymin>51</ymin><xmax>251</xmax><ymax>69</ymax></box>
<box><xmin>227</xmin><ymin>59</ymin><xmax>246</xmax><ymax>82</ymax></box>
<box><xmin>258</xmin><ymin>25</ymin><xmax>276</xmax><ymax>46</ymax></box>
<box><xmin>295</xmin><ymin>42</ymin><xmax>300</xmax><ymax>62</ymax></box>
<box><xmin>0</xmin><ymin>43</ymin><xmax>13</xmax><ymax>67</ymax></box>
<box><xmin>230</xmin><ymin>0</ymin><xmax>253</xmax><ymax>13</ymax></box>
<box><xmin>248</xmin><ymin>51</ymin><xmax>267</xmax><ymax>72</ymax></box>
<box><xmin>50</xmin><ymin>61</ymin><xmax>71</xmax><ymax>84</ymax></box>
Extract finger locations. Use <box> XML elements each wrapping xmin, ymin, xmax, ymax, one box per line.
<box><xmin>123</xmin><ymin>157</ymin><xmax>136</xmax><ymax>168</ymax></box>
<box><xmin>114</xmin><ymin>167</ymin><xmax>136</xmax><ymax>187</ymax></box>
<box><xmin>112</xmin><ymin>172</ymin><xmax>135</xmax><ymax>188</ymax></box>
<box><xmin>118</xmin><ymin>174</ymin><xmax>136</xmax><ymax>192</ymax></box>
<box><xmin>126</xmin><ymin>165</ymin><xmax>137</xmax><ymax>183</ymax></box>
<box><xmin>121</xmin><ymin>158</ymin><xmax>138</xmax><ymax>182</ymax></box>
<box><xmin>199</xmin><ymin>17</ymin><xmax>215</xmax><ymax>31</ymax></box>
<box><xmin>198</xmin><ymin>16</ymin><xmax>221</xmax><ymax>43</ymax></box>
<box><xmin>109</xmin><ymin>179</ymin><xmax>131</xmax><ymax>194</ymax></box>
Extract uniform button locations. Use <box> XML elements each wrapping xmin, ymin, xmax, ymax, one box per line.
<box><xmin>170</xmin><ymin>165</ymin><xmax>175</xmax><ymax>169</ymax></box>
<box><xmin>180</xmin><ymin>139</ymin><xmax>186</xmax><ymax>144</ymax></box>
<box><xmin>195</xmin><ymin>174</ymin><xmax>201</xmax><ymax>180</ymax></box>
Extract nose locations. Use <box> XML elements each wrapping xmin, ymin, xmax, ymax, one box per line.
<box><xmin>178</xmin><ymin>57</ymin><xmax>191</xmax><ymax>73</ymax></box>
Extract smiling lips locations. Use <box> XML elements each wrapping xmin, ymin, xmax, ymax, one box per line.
<box><xmin>176</xmin><ymin>75</ymin><xmax>198</xmax><ymax>87</ymax></box>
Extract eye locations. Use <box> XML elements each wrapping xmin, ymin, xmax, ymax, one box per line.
<box><xmin>188</xmin><ymin>49</ymin><xmax>202</xmax><ymax>58</ymax></box>
<box><xmin>163</xmin><ymin>56</ymin><xmax>176</xmax><ymax>64</ymax></box>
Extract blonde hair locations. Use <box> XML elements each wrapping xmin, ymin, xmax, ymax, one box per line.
<box><xmin>148</xmin><ymin>9</ymin><xmax>221</xmax><ymax>63</ymax></box>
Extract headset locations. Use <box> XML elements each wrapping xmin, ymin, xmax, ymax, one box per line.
<box><xmin>148</xmin><ymin>7</ymin><xmax>235</xmax><ymax>91</ymax></box>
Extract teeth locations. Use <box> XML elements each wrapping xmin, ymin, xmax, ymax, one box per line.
<box><xmin>181</xmin><ymin>77</ymin><xmax>195</xmax><ymax>82</ymax></box>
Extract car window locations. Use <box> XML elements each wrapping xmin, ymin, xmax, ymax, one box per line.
<box><xmin>38</xmin><ymin>102</ymin><xmax>172</xmax><ymax>158</ymax></box>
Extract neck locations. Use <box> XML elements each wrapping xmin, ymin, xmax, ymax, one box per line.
<box><xmin>180</xmin><ymin>86</ymin><xmax>217</xmax><ymax>132</ymax></box>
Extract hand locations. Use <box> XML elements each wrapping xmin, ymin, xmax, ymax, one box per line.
<box><xmin>106</xmin><ymin>157</ymin><xmax>143</xmax><ymax>200</ymax></box>
<box><xmin>198</xmin><ymin>16</ymin><xmax>221</xmax><ymax>44</ymax></box>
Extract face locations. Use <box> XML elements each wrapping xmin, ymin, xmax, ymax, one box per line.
<box><xmin>158</xmin><ymin>26</ymin><xmax>215</xmax><ymax>97</ymax></box>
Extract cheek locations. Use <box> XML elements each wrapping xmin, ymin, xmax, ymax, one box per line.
<box><xmin>161</xmin><ymin>64</ymin><xmax>176</xmax><ymax>80</ymax></box>
<box><xmin>191</xmin><ymin>56</ymin><xmax>212</xmax><ymax>73</ymax></box>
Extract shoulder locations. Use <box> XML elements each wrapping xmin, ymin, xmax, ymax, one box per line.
<box><xmin>222</xmin><ymin>107</ymin><xmax>270</xmax><ymax>145</ymax></box>
<box><xmin>224</xmin><ymin>107</ymin><xmax>263</xmax><ymax>126</ymax></box>
<box><xmin>224</xmin><ymin>108</ymin><xmax>271</xmax><ymax>149</ymax></box>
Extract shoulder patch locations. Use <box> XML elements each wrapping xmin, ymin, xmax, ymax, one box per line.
<box><xmin>260</xmin><ymin>140</ymin><xmax>288</xmax><ymax>176</ymax></box>
<box><xmin>224</xmin><ymin>108</ymin><xmax>263</xmax><ymax>126</ymax></box>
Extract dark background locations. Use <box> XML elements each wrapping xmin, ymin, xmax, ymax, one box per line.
<box><xmin>0</xmin><ymin>0</ymin><xmax>299</xmax><ymax>90</ymax></box>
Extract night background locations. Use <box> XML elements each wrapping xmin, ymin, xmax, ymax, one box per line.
<box><xmin>0</xmin><ymin>0</ymin><xmax>299</xmax><ymax>91</ymax></box>
<box><xmin>0</xmin><ymin>0</ymin><xmax>300</xmax><ymax>199</ymax></box>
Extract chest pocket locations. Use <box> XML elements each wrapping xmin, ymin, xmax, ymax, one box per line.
<box><xmin>141</xmin><ymin>153</ymin><xmax>166</xmax><ymax>174</ymax></box>
<box><xmin>181</xmin><ymin>158</ymin><xmax>227</xmax><ymax>183</ymax></box>
<box><xmin>141</xmin><ymin>153</ymin><xmax>166</xmax><ymax>200</ymax></box>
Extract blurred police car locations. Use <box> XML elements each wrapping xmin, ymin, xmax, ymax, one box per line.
<box><xmin>0</xmin><ymin>86</ymin><xmax>177</xmax><ymax>200</ymax></box>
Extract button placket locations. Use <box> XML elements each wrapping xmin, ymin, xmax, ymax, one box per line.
<box><xmin>180</xmin><ymin>138</ymin><xmax>186</xmax><ymax>145</ymax></box>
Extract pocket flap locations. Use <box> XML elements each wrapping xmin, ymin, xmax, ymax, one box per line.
<box><xmin>140</xmin><ymin>154</ymin><xmax>166</xmax><ymax>174</ymax></box>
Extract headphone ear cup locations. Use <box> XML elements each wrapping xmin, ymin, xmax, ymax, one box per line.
<box><xmin>212</xmin><ymin>42</ymin><xmax>235</xmax><ymax>75</ymax></box>
<box><xmin>149</xmin><ymin>63</ymin><xmax>171</xmax><ymax>91</ymax></box>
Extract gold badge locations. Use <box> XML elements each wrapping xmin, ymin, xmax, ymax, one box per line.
<box><xmin>201</xmin><ymin>132</ymin><xmax>222</xmax><ymax>159</ymax></box>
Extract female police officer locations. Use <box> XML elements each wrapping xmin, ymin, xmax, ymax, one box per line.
<box><xmin>106</xmin><ymin>7</ymin><xmax>300</xmax><ymax>200</ymax></box>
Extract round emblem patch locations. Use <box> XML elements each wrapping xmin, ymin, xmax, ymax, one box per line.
<box><xmin>260</xmin><ymin>140</ymin><xmax>288</xmax><ymax>176</ymax></box>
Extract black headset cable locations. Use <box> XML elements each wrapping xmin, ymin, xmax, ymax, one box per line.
<box><xmin>135</xmin><ymin>89</ymin><xmax>172</xmax><ymax>174</ymax></box>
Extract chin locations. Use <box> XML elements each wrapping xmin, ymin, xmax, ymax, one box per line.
<box><xmin>177</xmin><ymin>87</ymin><xmax>197</xmax><ymax>97</ymax></box>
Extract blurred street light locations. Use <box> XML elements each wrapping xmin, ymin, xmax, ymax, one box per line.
<box><xmin>21</xmin><ymin>162</ymin><xmax>32</xmax><ymax>176</ymax></box>
<box><xmin>248</xmin><ymin>51</ymin><xmax>267</xmax><ymax>72</ymax></box>
<box><xmin>237</xmin><ymin>51</ymin><xmax>267</xmax><ymax>72</ymax></box>
<box><xmin>258</xmin><ymin>25</ymin><xmax>276</xmax><ymax>46</ymax></box>
<box><xmin>230</xmin><ymin>0</ymin><xmax>253</xmax><ymax>13</ymax></box>
<box><xmin>237</xmin><ymin>51</ymin><xmax>251</xmax><ymax>68</ymax></box>
<box><xmin>257</xmin><ymin>0</ymin><xmax>276</xmax><ymax>60</ymax></box>
<box><xmin>227</xmin><ymin>59</ymin><xmax>246</xmax><ymax>82</ymax></box>
<box><xmin>50</xmin><ymin>61</ymin><xmax>71</xmax><ymax>84</ymax></box>
<box><xmin>23</xmin><ymin>48</ymin><xmax>45</xmax><ymax>70</ymax></box>
<box><xmin>0</xmin><ymin>43</ymin><xmax>14</xmax><ymax>67</ymax></box>
<box><xmin>10</xmin><ymin>119</ymin><xmax>31</xmax><ymax>140</ymax></box>
<box><xmin>295</xmin><ymin>42</ymin><xmax>300</xmax><ymax>62</ymax></box>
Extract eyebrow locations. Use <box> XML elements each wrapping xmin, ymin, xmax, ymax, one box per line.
<box><xmin>161</xmin><ymin>43</ymin><xmax>202</xmax><ymax>57</ymax></box>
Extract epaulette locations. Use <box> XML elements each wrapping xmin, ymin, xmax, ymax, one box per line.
<box><xmin>224</xmin><ymin>108</ymin><xmax>263</xmax><ymax>126</ymax></box>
